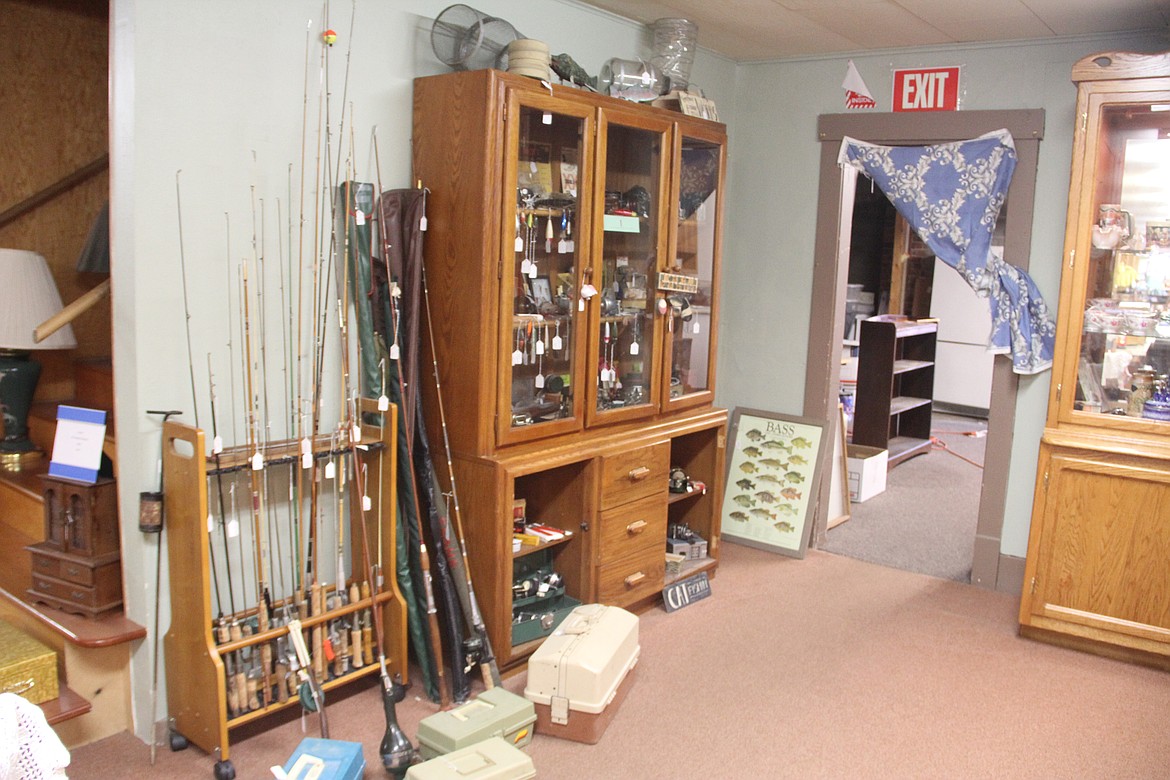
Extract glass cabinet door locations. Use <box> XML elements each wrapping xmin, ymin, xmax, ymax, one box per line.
<box><xmin>662</xmin><ymin>131</ymin><xmax>724</xmax><ymax>411</ymax></box>
<box><xmin>499</xmin><ymin>93</ymin><xmax>593</xmax><ymax>445</ymax></box>
<box><xmin>1071</xmin><ymin>93</ymin><xmax>1170</xmax><ymax>423</ymax></box>
<box><xmin>587</xmin><ymin>111</ymin><xmax>671</xmax><ymax>425</ymax></box>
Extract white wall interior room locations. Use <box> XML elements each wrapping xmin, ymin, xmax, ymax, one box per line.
<box><xmin>109</xmin><ymin>0</ymin><xmax>1165</xmax><ymax>741</ymax></box>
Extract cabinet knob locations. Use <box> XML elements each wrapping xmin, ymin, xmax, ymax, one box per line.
<box><xmin>626</xmin><ymin>519</ymin><xmax>647</xmax><ymax>535</ymax></box>
<box><xmin>624</xmin><ymin>572</ymin><xmax>645</xmax><ymax>587</ymax></box>
<box><xmin>628</xmin><ymin>466</ymin><xmax>651</xmax><ymax>481</ymax></box>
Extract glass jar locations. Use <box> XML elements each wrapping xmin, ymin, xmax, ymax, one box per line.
<box><xmin>650</xmin><ymin>18</ymin><xmax>697</xmax><ymax>92</ymax></box>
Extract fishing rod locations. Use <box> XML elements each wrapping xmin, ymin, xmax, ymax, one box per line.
<box><xmin>241</xmin><ymin>260</ymin><xmax>274</xmax><ymax>706</ymax></box>
<box><xmin>142</xmin><ymin>408</ymin><xmax>182</xmax><ymax>766</ymax></box>
<box><xmin>372</xmin><ymin>131</ymin><xmax>451</xmax><ymax>707</ymax></box>
<box><xmin>350</xmin><ymin>425</ymin><xmax>416</xmax><ymax>776</ymax></box>
<box><xmin>206</xmin><ymin>356</ymin><xmax>238</xmax><ymax>620</ymax></box>
<box><xmin>177</xmin><ymin>170</ymin><xmax>227</xmax><ymax>623</ymax></box>
<box><xmin>421</xmin><ymin>252</ymin><xmax>501</xmax><ymax>689</ymax></box>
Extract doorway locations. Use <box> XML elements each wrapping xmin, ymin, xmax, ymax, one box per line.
<box><xmin>805</xmin><ymin>110</ymin><xmax>1045</xmax><ymax>592</ymax></box>
<box><xmin>824</xmin><ymin>178</ymin><xmax>990</xmax><ymax>582</ymax></box>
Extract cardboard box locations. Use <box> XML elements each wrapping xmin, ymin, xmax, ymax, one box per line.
<box><xmin>847</xmin><ymin>444</ymin><xmax>888</xmax><ymax>502</ymax></box>
<box><xmin>417</xmin><ymin>687</ymin><xmax>536</xmax><ymax>759</ymax></box>
<box><xmin>0</xmin><ymin>621</ymin><xmax>58</xmax><ymax>705</ymax></box>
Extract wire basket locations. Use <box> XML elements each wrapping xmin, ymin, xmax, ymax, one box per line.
<box><xmin>431</xmin><ymin>3</ymin><xmax>522</xmax><ymax>71</ymax></box>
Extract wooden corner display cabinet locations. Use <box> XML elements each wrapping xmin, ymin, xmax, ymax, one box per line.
<box><xmin>412</xmin><ymin>68</ymin><xmax>728</xmax><ymax>670</ymax></box>
<box><xmin>1019</xmin><ymin>51</ymin><xmax>1170</xmax><ymax>669</ymax></box>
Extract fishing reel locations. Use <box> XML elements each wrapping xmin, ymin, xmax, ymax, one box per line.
<box><xmin>461</xmin><ymin>634</ymin><xmax>486</xmax><ymax>675</ymax></box>
<box><xmin>380</xmin><ymin>671</ymin><xmax>416</xmax><ymax>780</ymax></box>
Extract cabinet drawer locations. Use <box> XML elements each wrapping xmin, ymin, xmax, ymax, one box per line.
<box><xmin>31</xmin><ymin>571</ymin><xmax>121</xmax><ymax>608</ymax></box>
<box><xmin>599</xmin><ymin>494</ymin><xmax>667</xmax><ymax>562</ymax></box>
<box><xmin>596</xmin><ymin>547</ymin><xmax>665</xmax><ymax>608</ymax></box>
<box><xmin>600</xmin><ymin>442</ymin><xmax>669</xmax><ymax>509</ymax></box>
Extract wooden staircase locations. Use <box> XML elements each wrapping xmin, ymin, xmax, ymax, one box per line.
<box><xmin>0</xmin><ymin>356</ymin><xmax>142</xmax><ymax>749</ymax></box>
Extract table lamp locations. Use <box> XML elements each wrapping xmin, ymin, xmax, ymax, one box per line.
<box><xmin>0</xmin><ymin>249</ymin><xmax>77</xmax><ymax>471</ymax></box>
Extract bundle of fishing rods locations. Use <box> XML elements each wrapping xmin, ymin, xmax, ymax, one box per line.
<box><xmin>156</xmin><ymin>11</ymin><xmax>496</xmax><ymax>778</ymax></box>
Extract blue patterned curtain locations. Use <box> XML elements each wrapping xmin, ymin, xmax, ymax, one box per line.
<box><xmin>838</xmin><ymin>129</ymin><xmax>1054</xmax><ymax>375</ymax></box>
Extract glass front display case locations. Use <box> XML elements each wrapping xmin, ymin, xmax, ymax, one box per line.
<box><xmin>506</xmin><ymin>102</ymin><xmax>588</xmax><ymax>434</ymax></box>
<box><xmin>663</xmin><ymin>133</ymin><xmax>722</xmax><ymax>407</ymax></box>
<box><xmin>1074</xmin><ymin>101</ymin><xmax>1170</xmax><ymax>420</ymax></box>
<box><xmin>589</xmin><ymin>114</ymin><xmax>670</xmax><ymax>423</ymax></box>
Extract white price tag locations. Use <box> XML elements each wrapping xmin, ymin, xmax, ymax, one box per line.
<box><xmin>694</xmin><ymin>321</ymin><xmax>701</xmax><ymax>334</ymax></box>
<box><xmin>212</xmin><ymin>435</ymin><xmax>223</xmax><ymax>454</ymax></box>
<box><xmin>251</xmin><ymin>451</ymin><xmax>263</xmax><ymax>471</ymax></box>
<box><xmin>419</xmin><ymin>215</ymin><xmax>427</xmax><ymax>231</ymax></box>
<box><xmin>325</xmin><ymin>461</ymin><xmax>336</xmax><ymax>479</ymax></box>
<box><xmin>630</xmin><ymin>342</ymin><xmax>639</xmax><ymax>356</ymax></box>
<box><xmin>227</xmin><ymin>518</ymin><xmax>240</xmax><ymax>538</ymax></box>
<box><xmin>355</xmin><ymin>210</ymin><xmax>365</xmax><ymax>226</ymax></box>
<box><xmin>389</xmin><ymin>343</ymin><xmax>400</xmax><ymax>360</ymax></box>
<box><xmin>535</xmin><ymin>339</ymin><xmax>545</xmax><ymax>356</ymax></box>
<box><xmin>512</xmin><ymin>349</ymin><xmax>524</xmax><ymax>365</ymax></box>
<box><xmin>378</xmin><ymin>394</ymin><xmax>390</xmax><ymax>411</ymax></box>
<box><xmin>302</xmin><ymin>451</ymin><xmax>313</xmax><ymax>469</ymax></box>
<box><xmin>552</xmin><ymin>335</ymin><xmax>563</xmax><ymax>351</ymax></box>
<box><xmin>207</xmin><ymin>513</ymin><xmax>215</xmax><ymax>533</ymax></box>
<box><xmin>362</xmin><ymin>495</ymin><xmax>372</xmax><ymax>511</ymax></box>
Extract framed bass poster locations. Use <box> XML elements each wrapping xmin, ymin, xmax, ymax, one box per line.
<box><xmin>721</xmin><ymin>407</ymin><xmax>828</xmax><ymax>558</ymax></box>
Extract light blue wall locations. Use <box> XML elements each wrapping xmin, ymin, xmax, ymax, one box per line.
<box><xmin>717</xmin><ymin>32</ymin><xmax>1168</xmax><ymax>559</ymax></box>
<box><xmin>110</xmin><ymin>0</ymin><xmax>1166</xmax><ymax>740</ymax></box>
<box><xmin>109</xmin><ymin>0</ymin><xmax>734</xmax><ymax>740</ymax></box>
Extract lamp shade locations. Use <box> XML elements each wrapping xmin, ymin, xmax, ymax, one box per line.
<box><xmin>0</xmin><ymin>249</ymin><xmax>77</xmax><ymax>350</ymax></box>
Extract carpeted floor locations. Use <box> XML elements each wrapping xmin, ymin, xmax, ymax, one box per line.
<box><xmin>822</xmin><ymin>413</ymin><xmax>987</xmax><ymax>582</ymax></box>
<box><xmin>67</xmin><ymin>542</ymin><xmax>1170</xmax><ymax>779</ymax></box>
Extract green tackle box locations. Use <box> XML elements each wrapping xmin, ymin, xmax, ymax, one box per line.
<box><xmin>417</xmin><ymin>687</ymin><xmax>537</xmax><ymax>760</ymax></box>
<box><xmin>405</xmin><ymin>737</ymin><xmax>535</xmax><ymax>780</ymax></box>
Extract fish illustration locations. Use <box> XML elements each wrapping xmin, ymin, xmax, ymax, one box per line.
<box><xmin>741</xmin><ymin>445</ymin><xmax>763</xmax><ymax>458</ymax></box>
<box><xmin>757</xmin><ymin>474</ymin><xmax>783</xmax><ymax>485</ymax></box>
<box><xmin>754</xmin><ymin>491</ymin><xmax>777</xmax><ymax>504</ymax></box>
<box><xmin>774</xmin><ymin>520</ymin><xmax>795</xmax><ymax>533</ymax></box>
<box><xmin>745</xmin><ymin>429</ymin><xmax>765</xmax><ymax>442</ymax></box>
<box><xmin>749</xmin><ymin>507</ymin><xmax>776</xmax><ymax>519</ymax></box>
<box><xmin>735</xmin><ymin>478</ymin><xmax>756</xmax><ymax>491</ymax></box>
<box><xmin>762</xmin><ymin>439</ymin><xmax>792</xmax><ymax>452</ymax></box>
<box><xmin>790</xmin><ymin>436</ymin><xmax>813</xmax><ymax>449</ymax></box>
<box><xmin>758</xmin><ymin>458</ymin><xmax>787</xmax><ymax>469</ymax></box>
<box><xmin>775</xmin><ymin>503</ymin><xmax>799</xmax><ymax>516</ymax></box>
<box><xmin>787</xmin><ymin>454</ymin><xmax>808</xmax><ymax>466</ymax></box>
<box><xmin>732</xmin><ymin>494</ymin><xmax>756</xmax><ymax>508</ymax></box>
<box><xmin>784</xmin><ymin>471</ymin><xmax>805</xmax><ymax>484</ymax></box>
<box><xmin>780</xmin><ymin>487</ymin><xmax>802</xmax><ymax>500</ymax></box>
<box><xmin>738</xmin><ymin>461</ymin><xmax>759</xmax><ymax>474</ymax></box>
<box><xmin>729</xmin><ymin>511</ymin><xmax>750</xmax><ymax>522</ymax></box>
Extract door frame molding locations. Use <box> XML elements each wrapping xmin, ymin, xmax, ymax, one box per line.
<box><xmin>806</xmin><ymin>109</ymin><xmax>1045</xmax><ymax>591</ymax></box>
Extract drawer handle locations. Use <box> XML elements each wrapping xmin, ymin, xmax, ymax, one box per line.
<box><xmin>65</xmin><ymin>565</ymin><xmax>82</xmax><ymax>577</ymax></box>
<box><xmin>624</xmin><ymin>572</ymin><xmax>645</xmax><ymax>587</ymax></box>
<box><xmin>626</xmin><ymin>520</ymin><xmax>648</xmax><ymax>535</ymax></box>
<box><xmin>628</xmin><ymin>466</ymin><xmax>651</xmax><ymax>481</ymax></box>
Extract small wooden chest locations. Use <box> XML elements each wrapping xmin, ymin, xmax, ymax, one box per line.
<box><xmin>0</xmin><ymin>620</ymin><xmax>58</xmax><ymax>705</ymax></box>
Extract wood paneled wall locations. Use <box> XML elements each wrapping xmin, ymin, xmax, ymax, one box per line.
<box><xmin>0</xmin><ymin>0</ymin><xmax>109</xmax><ymax>402</ymax></box>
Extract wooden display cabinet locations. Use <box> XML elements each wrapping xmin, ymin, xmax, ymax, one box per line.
<box><xmin>412</xmin><ymin>69</ymin><xmax>728</xmax><ymax>670</ymax></box>
<box><xmin>27</xmin><ymin>476</ymin><xmax>123</xmax><ymax>617</ymax></box>
<box><xmin>1019</xmin><ymin>51</ymin><xmax>1170</xmax><ymax>668</ymax></box>
<box><xmin>160</xmin><ymin>399</ymin><xmax>408</xmax><ymax>768</ymax></box>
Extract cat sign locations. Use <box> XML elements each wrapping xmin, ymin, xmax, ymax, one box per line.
<box><xmin>892</xmin><ymin>66</ymin><xmax>960</xmax><ymax>112</ymax></box>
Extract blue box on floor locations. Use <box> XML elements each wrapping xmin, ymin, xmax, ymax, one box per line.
<box><xmin>282</xmin><ymin>738</ymin><xmax>365</xmax><ymax>780</ymax></box>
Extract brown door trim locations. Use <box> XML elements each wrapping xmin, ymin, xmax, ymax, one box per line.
<box><xmin>806</xmin><ymin>109</ymin><xmax>1045</xmax><ymax>591</ymax></box>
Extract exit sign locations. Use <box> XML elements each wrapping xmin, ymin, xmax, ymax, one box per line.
<box><xmin>893</xmin><ymin>66</ymin><xmax>960</xmax><ymax>112</ymax></box>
